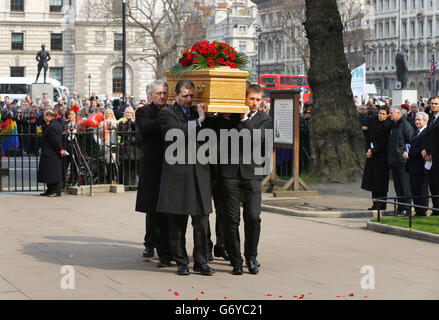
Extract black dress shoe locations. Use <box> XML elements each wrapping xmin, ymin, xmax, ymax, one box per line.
<box><xmin>143</xmin><ymin>247</ymin><xmax>154</xmax><ymax>258</ymax></box>
<box><xmin>46</xmin><ymin>193</ymin><xmax>61</xmax><ymax>197</ymax></box>
<box><xmin>246</xmin><ymin>259</ymin><xmax>259</xmax><ymax>274</ymax></box>
<box><xmin>368</xmin><ymin>204</ymin><xmax>377</xmax><ymax>210</ymax></box>
<box><xmin>157</xmin><ymin>259</ymin><xmax>171</xmax><ymax>268</ymax></box>
<box><xmin>40</xmin><ymin>190</ymin><xmax>50</xmax><ymax>196</ymax></box>
<box><xmin>232</xmin><ymin>263</ymin><xmax>243</xmax><ymax>275</ymax></box>
<box><xmin>208</xmin><ymin>252</ymin><xmax>214</xmax><ymax>262</ymax></box>
<box><xmin>214</xmin><ymin>247</ymin><xmax>230</xmax><ymax>261</ymax></box>
<box><xmin>193</xmin><ymin>263</ymin><xmax>214</xmax><ymax>276</ymax></box>
<box><xmin>177</xmin><ymin>265</ymin><xmax>190</xmax><ymax>275</ymax></box>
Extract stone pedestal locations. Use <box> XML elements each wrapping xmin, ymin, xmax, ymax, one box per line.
<box><xmin>30</xmin><ymin>83</ymin><xmax>53</xmax><ymax>106</ymax></box>
<box><xmin>392</xmin><ymin>89</ymin><xmax>418</xmax><ymax>105</ymax></box>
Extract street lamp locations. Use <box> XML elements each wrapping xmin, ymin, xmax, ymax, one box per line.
<box><xmin>122</xmin><ymin>0</ymin><xmax>127</xmax><ymax>103</ymax></box>
<box><xmin>88</xmin><ymin>74</ymin><xmax>91</xmax><ymax>98</ymax></box>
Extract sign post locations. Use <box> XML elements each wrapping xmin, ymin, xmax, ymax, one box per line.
<box><xmin>262</xmin><ymin>90</ymin><xmax>317</xmax><ymax>196</ymax></box>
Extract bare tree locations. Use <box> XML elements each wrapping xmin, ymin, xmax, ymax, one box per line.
<box><xmin>80</xmin><ymin>0</ymin><xmax>211</xmax><ymax>79</ymax></box>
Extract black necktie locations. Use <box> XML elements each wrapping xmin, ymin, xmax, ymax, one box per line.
<box><xmin>417</xmin><ymin>129</ymin><xmax>420</xmax><ymax>136</ymax></box>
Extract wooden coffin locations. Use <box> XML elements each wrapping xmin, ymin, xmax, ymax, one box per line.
<box><xmin>165</xmin><ymin>66</ymin><xmax>249</xmax><ymax>113</ymax></box>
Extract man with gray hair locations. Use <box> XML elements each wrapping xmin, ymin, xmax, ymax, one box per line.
<box><xmin>388</xmin><ymin>105</ymin><xmax>414</xmax><ymax>215</ymax></box>
<box><xmin>403</xmin><ymin>111</ymin><xmax>429</xmax><ymax>216</ymax></box>
<box><xmin>135</xmin><ymin>79</ymin><xmax>172</xmax><ymax>267</ymax></box>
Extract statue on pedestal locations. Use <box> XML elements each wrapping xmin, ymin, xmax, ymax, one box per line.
<box><xmin>395</xmin><ymin>50</ymin><xmax>408</xmax><ymax>89</ymax></box>
<box><xmin>35</xmin><ymin>44</ymin><xmax>51</xmax><ymax>84</ymax></box>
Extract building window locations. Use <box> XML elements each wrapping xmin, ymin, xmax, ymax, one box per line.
<box><xmin>385</xmin><ymin>22</ymin><xmax>390</xmax><ymax>37</ymax></box>
<box><xmin>385</xmin><ymin>50</ymin><xmax>390</xmax><ymax>65</ymax></box>
<box><xmin>428</xmin><ymin>20</ymin><xmax>433</xmax><ymax>36</ymax></box>
<box><xmin>50</xmin><ymin>0</ymin><xmax>63</xmax><ymax>12</ymax></box>
<box><xmin>418</xmin><ymin>48</ymin><xmax>424</xmax><ymax>67</ymax></box>
<box><xmin>10</xmin><ymin>67</ymin><xmax>24</xmax><ymax>77</ymax></box>
<box><xmin>410</xmin><ymin>50</ymin><xmax>415</xmax><ymax>68</ymax></box>
<box><xmin>419</xmin><ymin>21</ymin><xmax>424</xmax><ymax>36</ymax></box>
<box><xmin>403</xmin><ymin>22</ymin><xmax>407</xmax><ymax>38</ymax></box>
<box><xmin>50</xmin><ymin>67</ymin><xmax>63</xmax><ymax>84</ymax></box>
<box><xmin>112</xmin><ymin>67</ymin><xmax>123</xmax><ymax>94</ymax></box>
<box><xmin>239</xmin><ymin>41</ymin><xmax>246</xmax><ymax>52</ymax></box>
<box><xmin>403</xmin><ymin>0</ymin><xmax>407</xmax><ymax>10</ymax></box>
<box><xmin>392</xmin><ymin>21</ymin><xmax>396</xmax><ymax>36</ymax></box>
<box><xmin>421</xmin><ymin>0</ymin><xmax>424</xmax><ymax>7</ymax></box>
<box><xmin>267</xmin><ymin>40</ymin><xmax>273</xmax><ymax>60</ymax></box>
<box><xmin>11</xmin><ymin>33</ymin><xmax>23</xmax><ymax>50</ymax></box>
<box><xmin>239</xmin><ymin>25</ymin><xmax>247</xmax><ymax>33</ymax></box>
<box><xmin>412</xmin><ymin>0</ymin><xmax>416</xmax><ymax>9</ymax></box>
<box><xmin>51</xmin><ymin>33</ymin><xmax>63</xmax><ymax>51</ymax></box>
<box><xmin>10</xmin><ymin>0</ymin><xmax>24</xmax><ymax>11</ymax></box>
<box><xmin>411</xmin><ymin>21</ymin><xmax>416</xmax><ymax>37</ymax></box>
<box><xmin>114</xmin><ymin>33</ymin><xmax>123</xmax><ymax>51</ymax></box>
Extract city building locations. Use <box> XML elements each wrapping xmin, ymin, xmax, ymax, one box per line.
<box><xmin>365</xmin><ymin>0</ymin><xmax>439</xmax><ymax>98</ymax></box>
<box><xmin>0</xmin><ymin>0</ymin><xmax>155</xmax><ymax>100</ymax></box>
<box><xmin>205</xmin><ymin>1</ymin><xmax>259</xmax><ymax>79</ymax></box>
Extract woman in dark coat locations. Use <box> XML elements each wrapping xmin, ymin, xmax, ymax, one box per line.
<box><xmin>117</xmin><ymin>107</ymin><xmax>141</xmax><ymax>187</ymax></box>
<box><xmin>361</xmin><ymin>105</ymin><xmax>392</xmax><ymax>210</ymax></box>
<box><xmin>38</xmin><ymin>110</ymin><xmax>66</xmax><ymax>197</ymax></box>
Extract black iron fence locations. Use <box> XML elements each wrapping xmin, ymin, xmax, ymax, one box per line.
<box><xmin>373</xmin><ymin>195</ymin><xmax>439</xmax><ymax>228</ymax></box>
<box><xmin>0</xmin><ymin>130</ymin><xmax>142</xmax><ymax>192</ymax></box>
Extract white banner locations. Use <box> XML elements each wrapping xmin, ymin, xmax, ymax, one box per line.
<box><xmin>351</xmin><ymin>63</ymin><xmax>366</xmax><ymax>102</ymax></box>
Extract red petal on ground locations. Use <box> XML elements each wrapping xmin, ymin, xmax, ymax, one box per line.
<box><xmin>279</xmin><ymin>295</ymin><xmax>283</xmax><ymax>298</ymax></box>
<box><xmin>364</xmin><ymin>296</ymin><xmax>368</xmax><ymax>298</ymax></box>
<box><xmin>224</xmin><ymin>297</ymin><xmax>228</xmax><ymax>299</ymax></box>
<box><xmin>201</xmin><ymin>291</ymin><xmax>205</xmax><ymax>294</ymax></box>
<box><xmin>168</xmin><ymin>289</ymin><xmax>172</xmax><ymax>291</ymax></box>
<box><xmin>349</xmin><ymin>293</ymin><xmax>354</xmax><ymax>297</ymax></box>
<box><xmin>267</xmin><ymin>293</ymin><xmax>272</xmax><ymax>296</ymax></box>
<box><xmin>174</xmin><ymin>292</ymin><xmax>179</xmax><ymax>296</ymax></box>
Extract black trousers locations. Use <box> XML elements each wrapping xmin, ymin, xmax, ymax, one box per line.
<box><xmin>390</xmin><ymin>165</ymin><xmax>412</xmax><ymax>212</ymax></box>
<box><xmin>144</xmin><ymin>214</ymin><xmax>154</xmax><ymax>249</ymax></box>
<box><xmin>221</xmin><ymin>176</ymin><xmax>261</xmax><ymax>267</ymax></box>
<box><xmin>207</xmin><ymin>178</ymin><xmax>226</xmax><ymax>254</ymax></box>
<box><xmin>427</xmin><ymin>169</ymin><xmax>439</xmax><ymax>211</ymax></box>
<box><xmin>409</xmin><ymin>173</ymin><xmax>429</xmax><ymax>216</ymax></box>
<box><xmin>168</xmin><ymin>214</ymin><xmax>210</xmax><ymax>266</ymax></box>
<box><xmin>147</xmin><ymin>213</ymin><xmax>172</xmax><ymax>261</ymax></box>
<box><xmin>371</xmin><ymin>191</ymin><xmax>387</xmax><ymax>209</ymax></box>
<box><xmin>47</xmin><ymin>182</ymin><xmax>61</xmax><ymax>195</ymax></box>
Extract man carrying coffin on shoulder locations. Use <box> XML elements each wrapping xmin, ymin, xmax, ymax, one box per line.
<box><xmin>156</xmin><ymin>79</ymin><xmax>214</xmax><ymax>276</ymax></box>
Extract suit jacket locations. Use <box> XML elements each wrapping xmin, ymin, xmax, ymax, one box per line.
<box><xmin>406</xmin><ymin>128</ymin><xmax>427</xmax><ymax>176</ymax></box>
<box><xmin>37</xmin><ymin>119</ymin><xmax>63</xmax><ymax>184</ymax></box>
<box><xmin>135</xmin><ymin>102</ymin><xmax>166</xmax><ymax>214</ymax></box>
<box><xmin>423</xmin><ymin>114</ymin><xmax>439</xmax><ymax>176</ymax></box>
<box><xmin>212</xmin><ymin>110</ymin><xmax>272</xmax><ymax>180</ymax></box>
<box><xmin>155</xmin><ymin>102</ymin><xmax>212</xmax><ymax>216</ymax></box>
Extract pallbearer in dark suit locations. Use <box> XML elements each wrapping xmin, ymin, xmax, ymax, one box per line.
<box><xmin>135</xmin><ymin>80</ymin><xmax>172</xmax><ymax>266</ymax></box>
<box><xmin>422</xmin><ymin>96</ymin><xmax>439</xmax><ymax>215</ymax></box>
<box><xmin>219</xmin><ymin>84</ymin><xmax>272</xmax><ymax>275</ymax></box>
<box><xmin>156</xmin><ymin>80</ymin><xmax>214</xmax><ymax>276</ymax></box>
<box><xmin>404</xmin><ymin>112</ymin><xmax>429</xmax><ymax>216</ymax></box>
<box><xmin>38</xmin><ymin>110</ymin><xmax>68</xmax><ymax>197</ymax></box>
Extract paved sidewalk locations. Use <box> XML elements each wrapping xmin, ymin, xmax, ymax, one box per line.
<box><xmin>1</xmin><ymin>186</ymin><xmax>439</xmax><ymax>300</ymax></box>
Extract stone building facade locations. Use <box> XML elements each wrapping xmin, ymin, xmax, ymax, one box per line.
<box><xmin>365</xmin><ymin>0</ymin><xmax>439</xmax><ymax>98</ymax></box>
<box><xmin>0</xmin><ymin>0</ymin><xmax>155</xmax><ymax>100</ymax></box>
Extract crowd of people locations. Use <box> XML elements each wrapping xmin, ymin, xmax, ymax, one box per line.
<box><xmin>0</xmin><ymin>91</ymin><xmax>146</xmax><ymax>187</ymax></box>
<box><xmin>360</xmin><ymin>96</ymin><xmax>439</xmax><ymax>216</ymax></box>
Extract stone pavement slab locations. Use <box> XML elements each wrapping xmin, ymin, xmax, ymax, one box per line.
<box><xmin>1</xmin><ymin>191</ymin><xmax>439</xmax><ymax>300</ymax></box>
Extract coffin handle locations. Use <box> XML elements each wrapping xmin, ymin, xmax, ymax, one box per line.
<box><xmin>197</xmin><ymin>84</ymin><xmax>205</xmax><ymax>93</ymax></box>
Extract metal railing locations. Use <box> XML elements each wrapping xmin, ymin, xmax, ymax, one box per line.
<box><xmin>373</xmin><ymin>195</ymin><xmax>439</xmax><ymax>228</ymax></box>
<box><xmin>0</xmin><ymin>130</ymin><xmax>142</xmax><ymax>192</ymax></box>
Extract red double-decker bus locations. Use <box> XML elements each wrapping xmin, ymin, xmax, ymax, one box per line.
<box><xmin>258</xmin><ymin>74</ymin><xmax>311</xmax><ymax>104</ymax></box>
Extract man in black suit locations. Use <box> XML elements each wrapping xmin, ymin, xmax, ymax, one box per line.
<box><xmin>388</xmin><ymin>105</ymin><xmax>414</xmax><ymax>215</ymax></box>
<box><xmin>218</xmin><ymin>84</ymin><xmax>272</xmax><ymax>275</ymax></box>
<box><xmin>135</xmin><ymin>80</ymin><xmax>172</xmax><ymax>266</ymax></box>
<box><xmin>156</xmin><ymin>80</ymin><xmax>214</xmax><ymax>276</ymax></box>
<box><xmin>404</xmin><ymin>112</ymin><xmax>429</xmax><ymax>216</ymax></box>
<box><xmin>422</xmin><ymin>96</ymin><xmax>439</xmax><ymax>215</ymax></box>
<box><xmin>37</xmin><ymin>110</ymin><xmax>68</xmax><ymax>197</ymax></box>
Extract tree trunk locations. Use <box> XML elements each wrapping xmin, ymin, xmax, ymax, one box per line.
<box><xmin>304</xmin><ymin>0</ymin><xmax>364</xmax><ymax>182</ymax></box>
